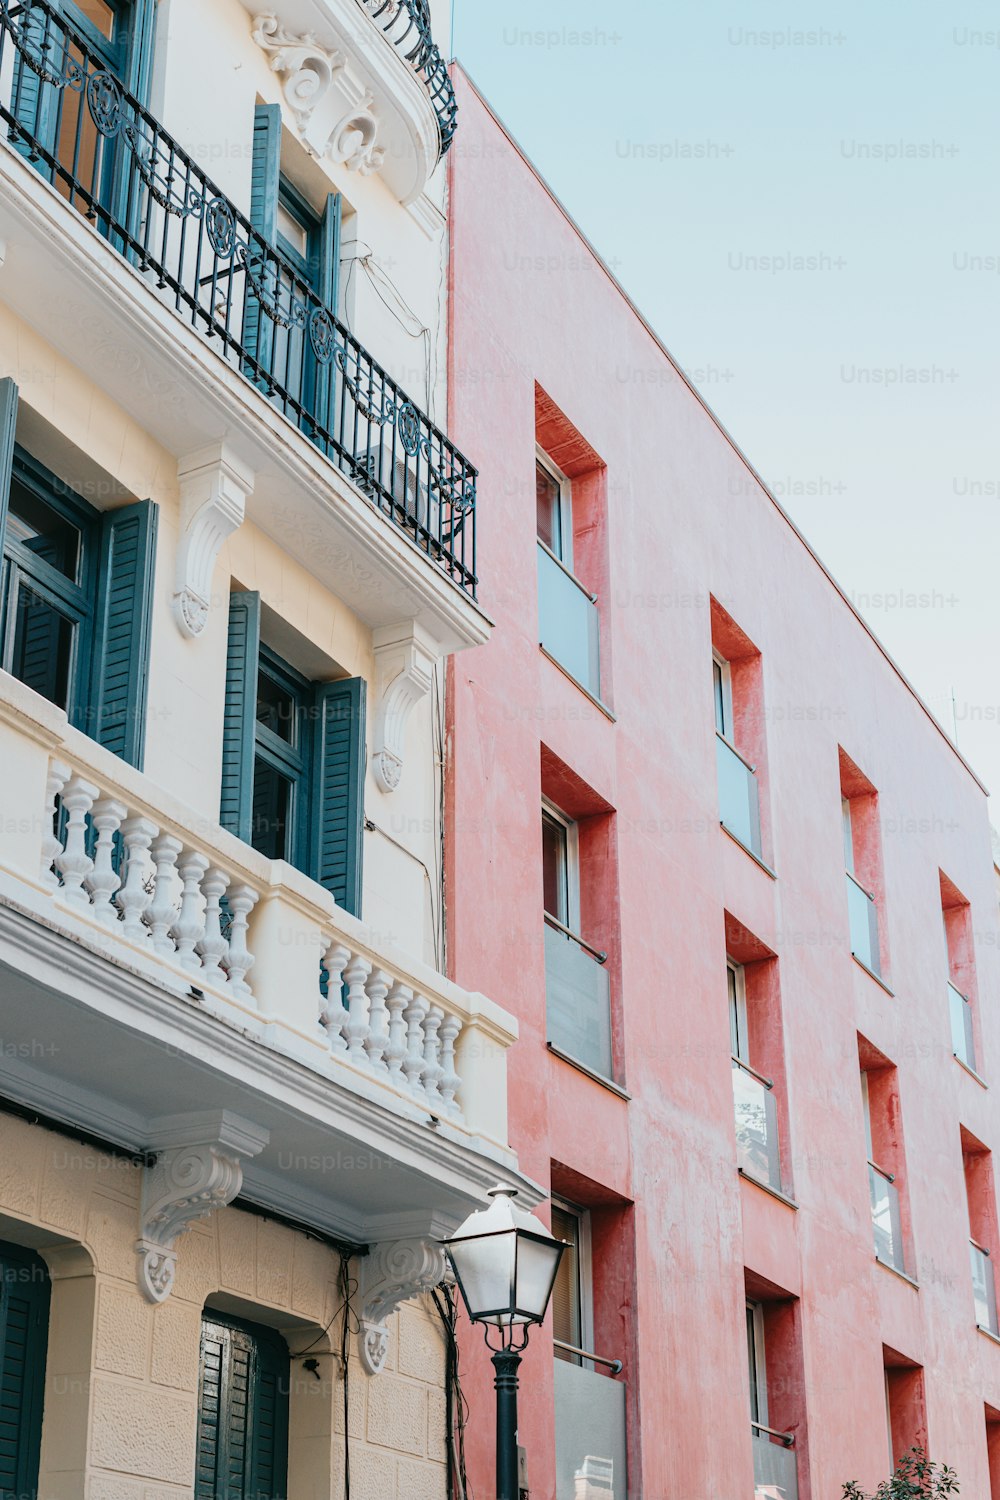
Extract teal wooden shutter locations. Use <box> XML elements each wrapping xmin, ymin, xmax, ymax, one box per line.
<box><xmin>311</xmin><ymin>677</ymin><xmax>366</xmax><ymax>916</ymax></box>
<box><xmin>196</xmin><ymin>1316</ymin><xmax>289</xmax><ymax>1500</ymax></box>
<box><xmin>90</xmin><ymin>499</ymin><xmax>158</xmax><ymax>768</ymax></box>
<box><xmin>245</xmin><ymin>105</ymin><xmax>282</xmax><ymax>381</ymax></box>
<box><xmin>0</xmin><ymin>1240</ymin><xmax>51</xmax><ymax>1500</ymax></box>
<box><xmin>0</xmin><ymin>379</ymin><xmax>18</xmax><ymax>543</ymax></box>
<box><xmin>220</xmin><ymin>591</ymin><xmax>261</xmax><ymax>843</ymax></box>
<box><xmin>310</xmin><ymin>194</ymin><xmax>341</xmax><ymax>436</ymax></box>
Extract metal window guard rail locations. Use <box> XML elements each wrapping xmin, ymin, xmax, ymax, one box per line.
<box><xmin>732</xmin><ymin>1054</ymin><xmax>773</xmax><ymax>1091</ymax></box>
<box><xmin>0</xmin><ymin>0</ymin><xmax>477</xmax><ymax>597</ymax></box>
<box><xmin>544</xmin><ymin>911</ymin><xmax>608</xmax><ymax>964</ymax></box>
<box><xmin>751</xmin><ymin>1422</ymin><xmax>794</xmax><ymax>1448</ymax></box>
<box><xmin>359</xmin><ymin>0</ymin><xmax>458</xmax><ymax>154</ymax></box>
<box><xmin>868</xmin><ymin>1159</ymin><xmax>895</xmax><ymax>1184</ymax></box>
<box><xmin>553</xmin><ymin>1338</ymin><xmax>623</xmax><ymax>1375</ymax></box>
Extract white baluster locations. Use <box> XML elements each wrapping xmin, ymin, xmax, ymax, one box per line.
<box><xmin>402</xmin><ymin>992</ymin><xmax>429</xmax><ymax>1100</ymax></box>
<box><xmin>422</xmin><ymin>1005</ymin><xmax>445</xmax><ymax>1111</ymax></box>
<box><xmin>438</xmin><ymin>1013</ymin><xmax>463</xmax><ymax>1119</ymax></box>
<box><xmin>54</xmin><ymin>776</ymin><xmax>98</xmax><ymax>909</ymax></box>
<box><xmin>86</xmin><ymin>797</ymin><xmax>127</xmax><ymax>925</ymax></box>
<box><xmin>343</xmin><ymin>954</ymin><xmax>373</xmax><ymax>1067</ymax></box>
<box><xmin>41</xmin><ymin>760</ymin><xmax>70</xmax><ymax>891</ymax></box>
<box><xmin>365</xmin><ymin>969</ymin><xmax>391</xmax><ymax>1074</ymax></box>
<box><xmin>226</xmin><ymin>883</ymin><xmax>258</xmax><ymax>998</ymax></box>
<box><xmin>147</xmin><ymin>834</ymin><xmax>183</xmax><ymax>957</ymax></box>
<box><xmin>197</xmin><ymin>866</ymin><xmax>230</xmax><ymax>987</ymax></box>
<box><xmin>384</xmin><ymin>982</ymin><xmax>411</xmax><ymax>1084</ymax></box>
<box><xmin>170</xmin><ymin>850</ymin><xmax>209</xmax><ymax>973</ymax></box>
<box><xmin>116</xmin><ymin>816</ymin><xmax>157</xmax><ymax>942</ymax></box>
<box><xmin>321</xmin><ymin>941</ymin><xmax>350</xmax><ymax>1054</ymax></box>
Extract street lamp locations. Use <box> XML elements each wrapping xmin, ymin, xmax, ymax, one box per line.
<box><xmin>443</xmin><ymin>1186</ymin><xmax>566</xmax><ymax>1500</ymax></box>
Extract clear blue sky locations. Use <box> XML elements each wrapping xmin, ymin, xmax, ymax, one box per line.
<box><xmin>451</xmin><ymin>0</ymin><xmax>1000</xmax><ymax>807</ymax></box>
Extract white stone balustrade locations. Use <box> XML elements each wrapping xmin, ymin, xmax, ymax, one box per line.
<box><xmin>0</xmin><ymin>671</ymin><xmax>515</xmax><ymax>1151</ymax></box>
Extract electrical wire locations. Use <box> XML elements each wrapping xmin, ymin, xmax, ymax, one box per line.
<box><xmin>433</xmin><ymin>1284</ymin><xmax>472</xmax><ymax>1500</ymax></box>
<box><xmin>340</xmin><ymin>1252</ymin><xmax>353</xmax><ymax>1500</ymax></box>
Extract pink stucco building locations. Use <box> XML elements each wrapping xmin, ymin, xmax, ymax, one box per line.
<box><xmin>445</xmin><ymin>70</ymin><xmax>1000</xmax><ymax>1499</ymax></box>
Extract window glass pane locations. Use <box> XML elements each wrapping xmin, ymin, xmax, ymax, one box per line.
<box><xmin>11</xmin><ymin>586</ymin><xmax>74</xmax><ymax>710</ymax></box>
<box><xmin>8</xmin><ymin>479</ymin><xmax>81</xmax><ymax>581</ymax></box>
<box><xmin>536</xmin><ymin>462</ymin><xmax>562</xmax><ymax>556</ymax></box>
<box><xmin>542</xmin><ymin>812</ymin><xmax>569</xmax><ymax>924</ymax></box>
<box><xmin>746</xmin><ymin>1305</ymin><xmax>762</xmax><ymax>1424</ymax></box>
<box><xmin>551</xmin><ymin>1205</ymin><xmax>582</xmax><ymax>1362</ymax></box>
<box><xmin>252</xmin><ymin>756</ymin><xmax>292</xmax><ymax>860</ymax></box>
<box><xmin>256</xmin><ymin>668</ymin><xmax>296</xmax><ymax>743</ymax></box>
<box><xmin>842</xmin><ymin>797</ymin><xmax>855</xmax><ymax>874</ymax></box>
<box><xmin>728</xmin><ymin>965</ymin><xmax>743</xmax><ymax>1059</ymax></box>
<box><xmin>277</xmin><ymin>199</ymin><xmax>310</xmax><ymax>262</ymax></box>
<box><xmin>73</xmin><ymin>0</ymin><xmax>116</xmax><ymax>40</ymax></box>
<box><xmin>713</xmin><ymin>658</ymin><xmax>727</xmax><ymax>736</ymax></box>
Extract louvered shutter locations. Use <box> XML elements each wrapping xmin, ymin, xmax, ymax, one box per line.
<box><xmin>244</xmin><ymin>105</ymin><xmax>282</xmax><ymax>382</ymax></box>
<box><xmin>0</xmin><ymin>1241</ymin><xmax>51</xmax><ymax>1500</ymax></box>
<box><xmin>10</xmin><ymin>8</ymin><xmax>50</xmax><ymax>164</ymax></box>
<box><xmin>196</xmin><ymin>1316</ymin><xmax>288</xmax><ymax>1500</ymax></box>
<box><xmin>220</xmin><ymin>591</ymin><xmax>261</xmax><ymax>843</ymax></box>
<box><xmin>310</xmin><ymin>193</ymin><xmax>342</xmax><ymax>437</ymax></box>
<box><xmin>88</xmin><ymin>500</ymin><xmax>158</xmax><ymax>767</ymax></box>
<box><xmin>0</xmin><ymin>379</ymin><xmax>17</xmax><ymax>543</ymax></box>
<box><xmin>311</xmin><ymin>677</ymin><xmax>366</xmax><ymax>916</ymax></box>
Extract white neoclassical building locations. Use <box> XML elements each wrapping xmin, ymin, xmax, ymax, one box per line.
<box><xmin>0</xmin><ymin>0</ymin><xmax>524</xmax><ymax>1494</ymax></box>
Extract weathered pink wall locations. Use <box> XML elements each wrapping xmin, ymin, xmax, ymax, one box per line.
<box><xmin>445</xmin><ymin>69</ymin><xmax>1000</xmax><ymax>1498</ymax></box>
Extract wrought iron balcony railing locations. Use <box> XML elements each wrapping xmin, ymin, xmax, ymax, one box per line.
<box><xmin>0</xmin><ymin>0</ymin><xmax>477</xmax><ymax>597</ymax></box>
<box><xmin>360</xmin><ymin>0</ymin><xmax>458</xmax><ymax>154</ymax></box>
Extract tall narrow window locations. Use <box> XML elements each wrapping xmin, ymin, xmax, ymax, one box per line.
<box><xmin>728</xmin><ymin>960</ymin><xmax>748</xmax><ymax>1061</ymax></box>
<box><xmin>541</xmin><ymin>796</ymin><xmax>613</xmax><ymax>1080</ymax></box>
<box><xmin>728</xmin><ymin>953</ymin><xmax>783</xmax><ymax>1194</ymax></box>
<box><xmin>0</xmin><ymin>1240</ymin><xmax>51</xmax><ymax>1500</ymax></box>
<box><xmin>551</xmin><ymin>1200</ymin><xmax>592</xmax><ymax>1366</ymax></box>
<box><xmin>883</xmin><ymin>1350</ymin><xmax>927</xmax><ymax>1472</ymax></box>
<box><xmin>745</xmin><ymin>1290</ymin><xmax>801</xmax><ymax>1497</ymax></box>
<box><xmin>534</xmin><ymin>397</ymin><xmax>605</xmax><ymax>702</ymax></box>
<box><xmin>963</xmin><ymin>1129</ymin><xmax>1000</xmax><ymax>1337</ymax></box>
<box><xmin>941</xmin><ymin>873</ymin><xmax>980</xmax><ymax>1075</ymax></box>
<box><xmin>746</xmin><ymin>1301</ymin><xmax>767</xmax><ymax>1429</ymax></box>
<box><xmin>841</xmin><ymin>751</ymin><xmax>886</xmax><ymax>980</ymax></box>
<box><xmin>859</xmin><ymin>1043</ymin><xmax>911</xmax><ymax>1277</ymax></box>
<box><xmin>711</xmin><ymin>604</ymin><xmax>766</xmax><ymax>861</ymax></box>
<box><xmin>0</xmin><ymin>388</ymin><xmax>158</xmax><ymax>767</ymax></box>
<box><xmin>222</xmin><ymin>591</ymin><xmax>366</xmax><ymax>915</ymax></box>
<box><xmin>196</xmin><ymin>1313</ymin><xmax>289</xmax><ymax>1500</ymax></box>
<box><xmin>542</xmin><ymin>806</ymin><xmax>575</xmax><ymax>930</ymax></box>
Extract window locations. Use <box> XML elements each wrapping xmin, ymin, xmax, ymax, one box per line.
<box><xmin>0</xmin><ymin>382</ymin><xmax>158</xmax><ymax>767</ymax></box>
<box><xmin>534</xmin><ymin>391</ymin><xmax>606</xmax><ymax>701</ymax></box>
<box><xmin>536</xmin><ymin>452</ymin><xmax>571</xmax><ymax>564</ymax></box>
<box><xmin>941</xmin><ymin>873</ymin><xmax>980</xmax><ymax>1074</ymax></box>
<box><xmin>744</xmin><ymin>1287</ymin><xmax>802</xmax><ymax>1495</ymax></box>
<box><xmin>246</xmin><ymin>107</ymin><xmax>342</xmax><ymax>428</ymax></box>
<box><xmin>542</xmin><ymin>804</ymin><xmax>579</xmax><ymax>932</ymax></box>
<box><xmin>746</xmin><ymin>1301</ymin><xmax>768</xmax><ymax>1429</ymax></box>
<box><xmin>0</xmin><ymin>1240</ymin><xmax>51</xmax><ymax>1500</ymax></box>
<box><xmin>963</xmin><ymin>1129</ymin><xmax>1000</xmax><ymax>1336</ymax></box>
<box><xmin>541</xmin><ymin>798</ymin><xmax>613</xmax><ymax>1077</ymax></box>
<box><xmin>859</xmin><ymin>1042</ymin><xmax>911</xmax><ymax>1276</ymax></box>
<box><xmin>551</xmin><ymin>1199</ymin><xmax>592</xmax><ymax>1366</ymax></box>
<box><xmin>728</xmin><ymin>959</ymin><xmax>748</xmax><ymax>1061</ymax></box>
<box><xmin>196</xmin><ymin>1313</ymin><xmax>289</xmax><ymax>1500</ymax></box>
<box><xmin>710</xmin><ymin>603</ymin><xmax>766</xmax><ymax>861</ymax></box>
<box><xmin>883</xmin><ymin>1349</ymin><xmax>926</xmax><ymax>1473</ymax></box>
<box><xmin>841</xmin><ymin>750</ymin><xmax>886</xmax><ymax>979</ymax></box>
<box><xmin>13</xmin><ymin>0</ymin><xmax>157</xmax><ymax>207</ymax></box>
<box><xmin>222</xmin><ymin>591</ymin><xmax>366</xmax><ymax>916</ymax></box>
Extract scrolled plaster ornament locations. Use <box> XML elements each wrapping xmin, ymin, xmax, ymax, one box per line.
<box><xmin>358</xmin><ymin>1237</ymin><xmax>450</xmax><ymax>1375</ymax></box>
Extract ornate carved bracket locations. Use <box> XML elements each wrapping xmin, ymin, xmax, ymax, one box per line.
<box><xmin>358</xmin><ymin>1238</ymin><xmax>449</xmax><ymax>1375</ymax></box>
<box><xmin>251</xmin><ymin>15</ymin><xmax>385</xmax><ymax>176</ymax></box>
<box><xmin>136</xmin><ymin>1112</ymin><xmax>269</xmax><ymax>1303</ymax></box>
<box><xmin>371</xmin><ymin>622</ymin><xmax>437</xmax><ymax>792</ymax></box>
<box><xmin>173</xmin><ymin>444</ymin><xmax>255</xmax><ymax>638</ymax></box>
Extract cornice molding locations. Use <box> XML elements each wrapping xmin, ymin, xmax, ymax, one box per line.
<box><xmin>173</xmin><ymin>444</ymin><xmax>255</xmax><ymax>638</ymax></box>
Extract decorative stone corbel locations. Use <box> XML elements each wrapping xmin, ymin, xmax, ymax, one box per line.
<box><xmin>251</xmin><ymin>14</ymin><xmax>385</xmax><ymax>175</ymax></box>
<box><xmin>372</xmin><ymin>621</ymin><xmax>437</xmax><ymax>792</ymax></box>
<box><xmin>173</xmin><ymin>444</ymin><xmax>254</xmax><ymax>638</ymax></box>
<box><xmin>358</xmin><ymin>1238</ymin><xmax>449</xmax><ymax>1375</ymax></box>
<box><xmin>136</xmin><ymin>1111</ymin><xmax>269</xmax><ymax>1303</ymax></box>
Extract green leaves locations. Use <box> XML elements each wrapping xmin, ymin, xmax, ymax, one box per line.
<box><xmin>841</xmin><ymin>1448</ymin><xmax>959</xmax><ymax>1499</ymax></box>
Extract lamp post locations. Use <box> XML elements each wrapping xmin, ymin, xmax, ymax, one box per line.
<box><xmin>443</xmin><ymin>1186</ymin><xmax>566</xmax><ymax>1500</ymax></box>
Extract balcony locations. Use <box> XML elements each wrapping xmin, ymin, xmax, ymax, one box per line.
<box><xmin>716</xmin><ymin>732</ymin><xmax>762</xmax><ymax>858</ymax></box>
<box><xmin>971</xmin><ymin>1241</ymin><xmax>999</xmax><ymax>1336</ymax></box>
<box><xmin>752</xmin><ymin>1424</ymin><xmax>797</xmax><ymax>1500</ymax></box>
<box><xmin>733</xmin><ymin>1057</ymin><xmax>782</xmax><ymax>1193</ymax></box>
<box><xmin>869</xmin><ymin>1162</ymin><xmax>906</xmax><ymax>1275</ymax></box>
<box><xmin>949</xmin><ymin>982</ymin><xmax>977</xmax><ymax>1072</ymax></box>
<box><xmin>0</xmin><ymin>0</ymin><xmax>482</xmax><ymax>648</ymax></box>
<box><xmin>0</xmin><ymin>670</ymin><xmax>522</xmax><ymax>1246</ymax></box>
<box><xmin>553</xmin><ymin>1357</ymin><xmax>627</xmax><ymax>1500</ymax></box>
<box><xmin>544</xmin><ymin>915</ymin><xmax>613</xmax><ymax>1080</ymax></box>
<box><xmin>847</xmin><ymin>872</ymin><xmax>881</xmax><ymax>977</ymax></box>
<box><xmin>538</xmin><ymin>542</ymin><xmax>602</xmax><ymax>699</ymax></box>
